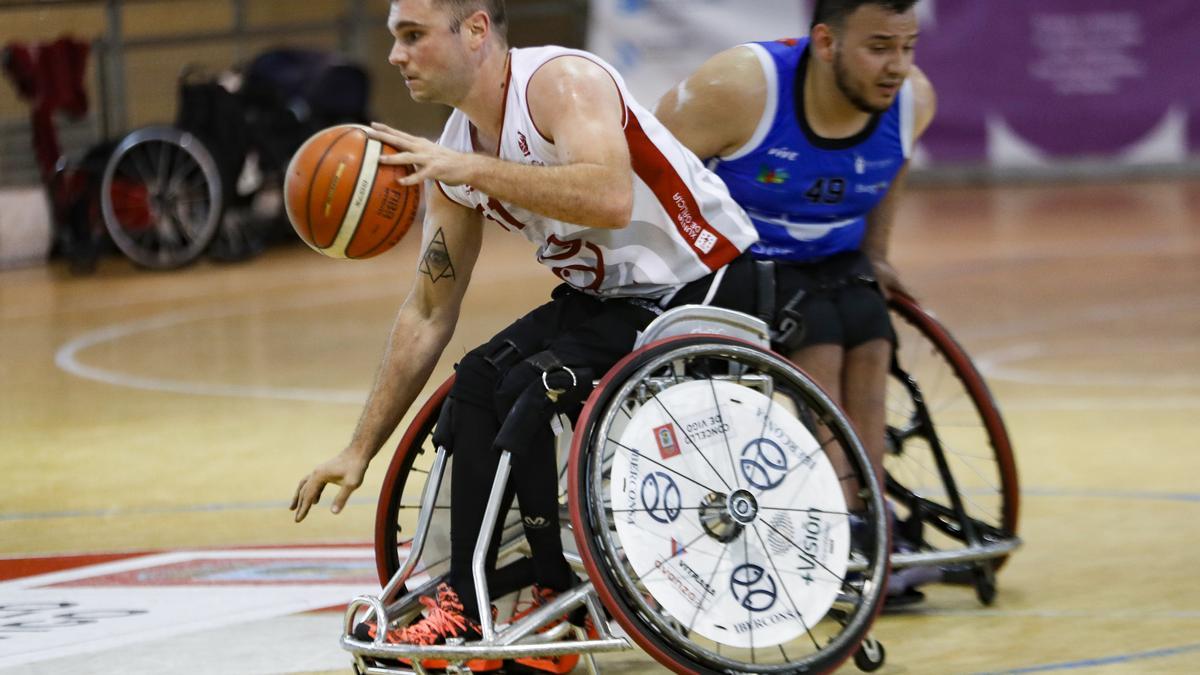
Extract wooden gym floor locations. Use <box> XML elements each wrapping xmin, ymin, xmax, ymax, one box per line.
<box><xmin>1</xmin><ymin>177</ymin><xmax>1198</xmax><ymax>674</ymax></box>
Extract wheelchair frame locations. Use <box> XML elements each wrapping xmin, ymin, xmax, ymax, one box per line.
<box><xmin>343</xmin><ymin>299</ymin><xmax>1021</xmax><ymax>674</ymax></box>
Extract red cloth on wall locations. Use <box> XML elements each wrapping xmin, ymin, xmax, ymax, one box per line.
<box><xmin>2</xmin><ymin>36</ymin><xmax>91</xmax><ymax>181</ymax></box>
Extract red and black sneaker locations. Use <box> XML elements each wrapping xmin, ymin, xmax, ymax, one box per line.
<box><xmin>506</xmin><ymin>585</ymin><xmax>598</xmax><ymax>674</ymax></box>
<box><xmin>352</xmin><ymin>582</ymin><xmax>501</xmax><ymax>672</ymax></box>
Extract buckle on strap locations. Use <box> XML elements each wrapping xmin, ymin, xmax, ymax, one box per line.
<box><xmin>541</xmin><ymin>367</ymin><xmax>577</xmax><ymax>403</ymax></box>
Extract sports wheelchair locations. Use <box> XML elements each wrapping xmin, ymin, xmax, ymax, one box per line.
<box><xmin>342</xmin><ymin>295</ymin><xmax>1020</xmax><ymax>674</ymax></box>
<box><xmin>71</xmin><ymin>49</ymin><xmax>368</xmax><ymax>269</ymax></box>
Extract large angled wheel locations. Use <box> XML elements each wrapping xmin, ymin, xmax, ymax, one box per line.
<box><xmin>100</xmin><ymin>126</ymin><xmax>222</xmax><ymax>269</ymax></box>
<box><xmin>570</xmin><ymin>335</ymin><xmax>889</xmax><ymax>675</ymax></box>
<box><xmin>884</xmin><ymin>293</ymin><xmax>1019</xmax><ymax>590</ymax></box>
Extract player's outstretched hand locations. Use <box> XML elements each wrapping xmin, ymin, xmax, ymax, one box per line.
<box><xmin>290</xmin><ymin>451</ymin><xmax>370</xmax><ymax>522</ymax></box>
<box><xmin>367</xmin><ymin>122</ymin><xmax>477</xmax><ymax>188</ymax></box>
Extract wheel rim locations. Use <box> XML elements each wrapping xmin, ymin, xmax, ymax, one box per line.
<box><xmin>885</xmin><ymin>294</ymin><xmax>1019</xmax><ymax>563</ymax></box>
<box><xmin>101</xmin><ymin>126</ymin><xmax>223</xmax><ymax>269</ymax></box>
<box><xmin>572</xmin><ymin>337</ymin><xmax>888</xmax><ymax>674</ymax></box>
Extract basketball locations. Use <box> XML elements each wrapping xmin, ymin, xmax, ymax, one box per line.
<box><xmin>284</xmin><ymin>124</ymin><xmax>420</xmax><ymax>259</ymax></box>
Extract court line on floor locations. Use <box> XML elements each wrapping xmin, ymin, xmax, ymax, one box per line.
<box><xmin>957</xmin><ymin>295</ymin><xmax>1200</xmax><ymax>344</ymax></box>
<box><xmin>5</xmin><ymin>486</ymin><xmax>1196</xmax><ymax>524</ymax></box>
<box><xmin>0</xmin><ymin>250</ymin><xmax>417</xmax><ymax>322</ymax></box>
<box><xmin>978</xmin><ymin>342</ymin><xmax>1200</xmax><ymax>389</ymax></box>
<box><xmin>996</xmin><ymin>396</ymin><xmax>1200</xmax><ymax>411</ymax></box>
<box><xmin>907</xmin><ymin>607</ymin><xmax>1200</xmax><ymax>620</ymax></box>
<box><xmin>975</xmin><ymin>641</ymin><xmax>1200</xmax><ymax>674</ymax></box>
<box><xmin>53</xmin><ymin>291</ymin><xmax>387</xmax><ymax>403</ymax></box>
<box><xmin>53</xmin><ymin>268</ymin><xmax>539</xmax><ymax>403</ymax></box>
<box><xmin>1020</xmin><ymin>487</ymin><xmax>1200</xmax><ymax>503</ymax></box>
<box><xmin>962</xmin><ymin>296</ymin><xmax>1200</xmax><ymax>393</ymax></box>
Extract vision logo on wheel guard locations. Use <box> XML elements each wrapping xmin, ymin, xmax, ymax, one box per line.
<box><xmin>610</xmin><ymin>380</ymin><xmax>850</xmax><ymax>648</ymax></box>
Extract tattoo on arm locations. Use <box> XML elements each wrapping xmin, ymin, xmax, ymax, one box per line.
<box><xmin>418</xmin><ymin>228</ymin><xmax>456</xmax><ymax>283</ymax></box>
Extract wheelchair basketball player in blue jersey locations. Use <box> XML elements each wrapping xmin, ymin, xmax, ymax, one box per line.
<box><xmin>656</xmin><ymin>0</ymin><xmax>938</xmax><ymax>604</ymax></box>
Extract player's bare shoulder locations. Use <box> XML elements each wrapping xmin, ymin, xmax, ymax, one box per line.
<box><xmin>656</xmin><ymin>45</ymin><xmax>768</xmax><ymax>159</ymax></box>
<box><xmin>526</xmin><ymin>55</ymin><xmax>624</xmax><ymax>141</ymax></box>
<box><xmin>908</xmin><ymin>65</ymin><xmax>937</xmax><ymax>139</ymax></box>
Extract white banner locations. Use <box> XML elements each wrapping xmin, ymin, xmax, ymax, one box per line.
<box><xmin>587</xmin><ymin>0</ymin><xmax>811</xmax><ymax>107</ymax></box>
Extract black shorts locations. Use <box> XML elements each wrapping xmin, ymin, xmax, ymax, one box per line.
<box><xmin>665</xmin><ymin>251</ymin><xmax>760</xmax><ymax>315</ymax></box>
<box><xmin>769</xmin><ymin>251</ymin><xmax>895</xmax><ymax>352</ymax></box>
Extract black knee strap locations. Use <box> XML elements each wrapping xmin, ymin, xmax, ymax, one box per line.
<box><xmin>493</xmin><ymin>350</ymin><xmax>593</xmax><ymax>456</ymax></box>
<box><xmin>484</xmin><ymin>339</ymin><xmax>524</xmax><ymax>370</ymax></box>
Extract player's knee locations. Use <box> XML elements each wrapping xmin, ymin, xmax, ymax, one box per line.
<box><xmin>493</xmin><ymin>350</ymin><xmax>592</xmax><ymax>456</ymax></box>
<box><xmin>452</xmin><ymin>348</ymin><xmax>507</xmax><ymax>409</ymax></box>
<box><xmin>850</xmin><ymin>336</ymin><xmax>891</xmax><ymax>357</ymax></box>
<box><xmin>494</xmin><ymin>383</ymin><xmax>556</xmax><ymax>457</ymax></box>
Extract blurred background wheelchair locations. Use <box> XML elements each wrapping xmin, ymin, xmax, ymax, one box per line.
<box><xmin>29</xmin><ymin>47</ymin><xmax>370</xmax><ymax>271</ymax></box>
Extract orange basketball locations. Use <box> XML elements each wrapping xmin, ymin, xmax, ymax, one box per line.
<box><xmin>284</xmin><ymin>124</ymin><xmax>420</xmax><ymax>259</ymax></box>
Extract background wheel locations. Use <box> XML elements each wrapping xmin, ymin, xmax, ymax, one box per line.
<box><xmin>885</xmin><ymin>292</ymin><xmax>1019</xmax><ymax>571</ymax></box>
<box><xmin>100</xmin><ymin>126</ymin><xmax>223</xmax><ymax>269</ymax></box>
<box><xmin>569</xmin><ymin>336</ymin><xmax>889</xmax><ymax>675</ymax></box>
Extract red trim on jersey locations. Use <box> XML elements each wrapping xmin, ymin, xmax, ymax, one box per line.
<box><xmin>467</xmin><ymin>50</ymin><xmax>513</xmax><ymax>155</ymax></box>
<box><xmin>624</xmin><ymin>110</ymin><xmax>740</xmax><ymax>271</ymax></box>
<box><xmin>486</xmin><ymin>197</ymin><xmax>528</xmax><ymax>230</ymax></box>
<box><xmin>525</xmin><ymin>53</ymin><xmax>629</xmax><ymax>143</ymax></box>
<box><xmin>540</xmin><ymin>234</ymin><xmax>605</xmax><ymax>291</ymax></box>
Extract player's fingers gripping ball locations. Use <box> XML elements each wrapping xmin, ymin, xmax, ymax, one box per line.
<box><xmin>285</xmin><ymin>124</ymin><xmax>420</xmax><ymax>259</ymax></box>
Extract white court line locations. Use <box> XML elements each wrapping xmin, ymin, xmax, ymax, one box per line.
<box><xmin>54</xmin><ymin>274</ymin><xmax>1199</xmax><ymax>404</ymax></box>
<box><xmin>956</xmin><ymin>295</ymin><xmax>1200</xmax><ymax>343</ymax></box>
<box><xmin>52</xmin><ymin>267</ymin><xmax>541</xmax><ymax>403</ymax></box>
<box><xmin>977</xmin><ymin>342</ymin><xmax>1200</xmax><ymax>389</ymax></box>
<box><xmin>998</xmin><ymin>396</ymin><xmax>1200</xmax><ymax>411</ymax></box>
<box><xmin>942</xmin><ymin>295</ymin><xmax>1200</xmax><ymax>394</ymax></box>
<box><xmin>0</xmin><ymin>260</ymin><xmax>409</xmax><ymax>322</ymax></box>
<box><xmin>53</xmin><ymin>292</ymin><xmax>388</xmax><ymax>404</ymax></box>
<box><xmin>0</xmin><ymin>546</ymin><xmax>378</xmax><ymax>670</ymax></box>
<box><xmin>894</xmin><ymin>607</ymin><xmax>1200</xmax><ymax>620</ymax></box>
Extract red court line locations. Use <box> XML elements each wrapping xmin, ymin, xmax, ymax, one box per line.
<box><xmin>0</xmin><ymin>542</ymin><xmax>372</xmax><ymax>583</ymax></box>
<box><xmin>0</xmin><ymin>552</ymin><xmax>147</xmax><ymax>582</ymax></box>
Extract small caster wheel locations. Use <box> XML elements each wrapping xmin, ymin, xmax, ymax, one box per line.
<box><xmin>854</xmin><ymin>635</ymin><xmax>886</xmax><ymax>672</ymax></box>
<box><xmin>973</xmin><ymin>562</ymin><xmax>997</xmax><ymax>605</ymax></box>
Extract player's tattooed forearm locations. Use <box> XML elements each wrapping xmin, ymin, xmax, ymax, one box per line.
<box><xmin>418</xmin><ymin>228</ymin><xmax>456</xmax><ymax>282</ymax></box>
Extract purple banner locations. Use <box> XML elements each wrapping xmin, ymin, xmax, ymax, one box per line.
<box><xmin>917</xmin><ymin>0</ymin><xmax>1200</xmax><ymax>165</ymax></box>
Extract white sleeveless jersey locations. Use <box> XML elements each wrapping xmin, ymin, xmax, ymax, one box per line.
<box><xmin>436</xmin><ymin>46</ymin><xmax>757</xmax><ymax>299</ymax></box>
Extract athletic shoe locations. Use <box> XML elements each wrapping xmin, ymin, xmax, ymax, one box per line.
<box><xmin>352</xmin><ymin>582</ymin><xmax>501</xmax><ymax>672</ymax></box>
<box><xmin>506</xmin><ymin>585</ymin><xmax>597</xmax><ymax>674</ymax></box>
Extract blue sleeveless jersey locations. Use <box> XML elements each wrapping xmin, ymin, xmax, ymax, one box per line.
<box><xmin>710</xmin><ymin>38</ymin><xmax>914</xmax><ymax>262</ymax></box>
